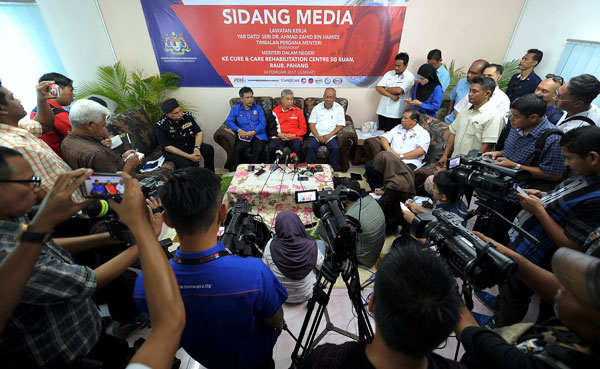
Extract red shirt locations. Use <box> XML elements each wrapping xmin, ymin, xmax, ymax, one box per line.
<box><xmin>30</xmin><ymin>100</ymin><xmax>71</xmax><ymax>158</ymax></box>
<box><xmin>272</xmin><ymin>105</ymin><xmax>307</xmax><ymax>141</ymax></box>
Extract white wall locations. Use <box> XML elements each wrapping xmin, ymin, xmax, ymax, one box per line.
<box><xmin>36</xmin><ymin>0</ymin><xmax>116</xmax><ymax>87</ymax></box>
<box><xmin>95</xmin><ymin>0</ymin><xmax>525</xmax><ymax>167</ymax></box>
<box><xmin>505</xmin><ymin>0</ymin><xmax>600</xmax><ymax>77</ymax></box>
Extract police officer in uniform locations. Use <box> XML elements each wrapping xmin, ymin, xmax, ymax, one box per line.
<box><xmin>156</xmin><ymin>98</ymin><xmax>215</xmax><ymax>171</ymax></box>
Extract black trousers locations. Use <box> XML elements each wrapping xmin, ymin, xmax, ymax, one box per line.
<box><xmin>233</xmin><ymin>137</ymin><xmax>266</xmax><ymax>168</ymax></box>
<box><xmin>266</xmin><ymin>138</ymin><xmax>303</xmax><ymax>163</ymax></box>
<box><xmin>378</xmin><ymin>115</ymin><xmax>402</xmax><ymax>132</ymax></box>
<box><xmin>164</xmin><ymin>142</ymin><xmax>215</xmax><ymax>171</ymax></box>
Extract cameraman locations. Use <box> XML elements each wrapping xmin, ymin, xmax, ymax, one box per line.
<box><xmin>337</xmin><ymin>178</ymin><xmax>385</xmax><ymax>268</ymax></box>
<box><xmin>482</xmin><ymin>93</ymin><xmax>565</xmax><ymax>244</ymax></box>
<box><xmin>300</xmin><ymin>238</ymin><xmax>466</xmax><ymax>369</ymax></box>
<box><xmin>133</xmin><ymin>167</ymin><xmax>288</xmax><ymax>369</ymax></box>
<box><xmin>0</xmin><ymin>148</ymin><xmax>146</xmax><ymax>368</ymax></box>
<box><xmin>456</xmin><ymin>235</ymin><xmax>600</xmax><ymax>369</ymax></box>
<box><xmin>482</xmin><ymin>126</ymin><xmax>600</xmax><ymax>327</ymax></box>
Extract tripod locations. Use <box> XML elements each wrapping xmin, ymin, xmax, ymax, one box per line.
<box><xmin>290</xmin><ymin>252</ymin><xmax>374</xmax><ymax>368</ymax></box>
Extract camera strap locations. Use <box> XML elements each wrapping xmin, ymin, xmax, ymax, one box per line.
<box><xmin>172</xmin><ymin>250</ymin><xmax>231</xmax><ymax>265</ymax></box>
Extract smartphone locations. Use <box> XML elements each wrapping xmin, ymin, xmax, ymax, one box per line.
<box><xmin>315</xmin><ymin>165</ymin><xmax>324</xmax><ymax>172</ymax></box>
<box><xmin>82</xmin><ymin>173</ymin><xmax>124</xmax><ymax>199</ymax></box>
<box><xmin>254</xmin><ymin>168</ymin><xmax>266</xmax><ymax>176</ymax></box>
<box><xmin>46</xmin><ymin>84</ymin><xmax>60</xmax><ymax>98</ymax></box>
<box><xmin>295</xmin><ymin>189</ymin><xmax>318</xmax><ymax>204</ymax></box>
<box><xmin>513</xmin><ymin>183</ymin><xmax>529</xmax><ymax>197</ymax></box>
<box><xmin>298</xmin><ymin>176</ymin><xmax>309</xmax><ymax>181</ymax></box>
<box><xmin>248</xmin><ymin>165</ymin><xmax>255</xmax><ymax>172</ymax></box>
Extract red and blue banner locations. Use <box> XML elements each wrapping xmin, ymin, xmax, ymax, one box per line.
<box><xmin>140</xmin><ymin>0</ymin><xmax>407</xmax><ymax>87</ymax></box>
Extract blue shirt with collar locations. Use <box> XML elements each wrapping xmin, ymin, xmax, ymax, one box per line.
<box><xmin>411</xmin><ymin>84</ymin><xmax>444</xmax><ymax>118</ymax></box>
<box><xmin>444</xmin><ymin>78</ymin><xmax>471</xmax><ymax>123</ymax></box>
<box><xmin>133</xmin><ymin>242</ymin><xmax>287</xmax><ymax>369</ymax></box>
<box><xmin>545</xmin><ymin>105</ymin><xmax>563</xmax><ymax>125</ymax></box>
<box><xmin>502</xmin><ymin>118</ymin><xmax>565</xmax><ymax>202</ymax></box>
<box><xmin>436</xmin><ymin>64</ymin><xmax>451</xmax><ymax>92</ymax></box>
<box><xmin>225</xmin><ymin>103</ymin><xmax>268</xmax><ymax>141</ymax></box>
<box><xmin>506</xmin><ymin>71</ymin><xmax>542</xmax><ymax>102</ymax></box>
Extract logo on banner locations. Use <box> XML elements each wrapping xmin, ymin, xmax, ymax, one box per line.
<box><xmin>315</xmin><ymin>78</ymin><xmax>323</xmax><ymax>84</ymax></box>
<box><xmin>163</xmin><ymin>32</ymin><xmax>191</xmax><ymax>55</ymax></box>
<box><xmin>333</xmin><ymin>78</ymin><xmax>343</xmax><ymax>85</ymax></box>
<box><xmin>234</xmin><ymin>77</ymin><xmax>245</xmax><ymax>83</ymax></box>
<box><xmin>324</xmin><ymin>78</ymin><xmax>332</xmax><ymax>84</ymax></box>
<box><xmin>301</xmin><ymin>78</ymin><xmax>307</xmax><ymax>84</ymax></box>
<box><xmin>308</xmin><ymin>78</ymin><xmax>314</xmax><ymax>84</ymax></box>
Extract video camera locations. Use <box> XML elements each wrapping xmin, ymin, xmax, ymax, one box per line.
<box><xmin>139</xmin><ymin>175</ymin><xmax>166</xmax><ymax>200</ymax></box>
<box><xmin>295</xmin><ymin>186</ymin><xmax>359</xmax><ymax>262</ymax></box>
<box><xmin>447</xmin><ymin>151</ymin><xmax>531</xmax><ymax>200</ymax></box>
<box><xmin>411</xmin><ymin>209</ymin><xmax>517</xmax><ymax>290</ymax></box>
<box><xmin>219</xmin><ymin>198</ymin><xmax>269</xmax><ymax>258</ymax></box>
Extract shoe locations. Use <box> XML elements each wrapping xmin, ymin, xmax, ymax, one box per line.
<box><xmin>471</xmin><ymin>311</ymin><xmax>495</xmax><ymax>329</ymax></box>
<box><xmin>475</xmin><ymin>290</ymin><xmax>498</xmax><ymax>313</ymax></box>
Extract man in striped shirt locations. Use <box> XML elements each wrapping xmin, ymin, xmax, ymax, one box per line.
<box><xmin>0</xmin><ymin>80</ymin><xmax>84</xmax><ymax>202</ymax></box>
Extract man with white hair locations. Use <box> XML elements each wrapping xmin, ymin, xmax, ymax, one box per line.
<box><xmin>267</xmin><ymin>89</ymin><xmax>307</xmax><ymax>162</ymax></box>
<box><xmin>61</xmin><ymin>99</ymin><xmax>141</xmax><ymax>175</ymax></box>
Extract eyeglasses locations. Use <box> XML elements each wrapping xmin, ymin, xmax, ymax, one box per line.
<box><xmin>545</xmin><ymin>74</ymin><xmax>564</xmax><ymax>85</ymax></box>
<box><xmin>0</xmin><ymin>175</ymin><xmax>42</xmax><ymax>187</ymax></box>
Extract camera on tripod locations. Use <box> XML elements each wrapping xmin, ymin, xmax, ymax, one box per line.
<box><xmin>295</xmin><ymin>186</ymin><xmax>359</xmax><ymax>261</ymax></box>
<box><xmin>219</xmin><ymin>198</ymin><xmax>269</xmax><ymax>258</ymax></box>
<box><xmin>411</xmin><ymin>209</ymin><xmax>517</xmax><ymax>290</ymax></box>
<box><xmin>447</xmin><ymin>151</ymin><xmax>531</xmax><ymax>200</ymax></box>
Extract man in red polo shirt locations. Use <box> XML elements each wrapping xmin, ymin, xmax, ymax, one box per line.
<box><xmin>30</xmin><ymin>73</ymin><xmax>75</xmax><ymax>159</ymax></box>
<box><xmin>267</xmin><ymin>89</ymin><xmax>307</xmax><ymax>163</ymax></box>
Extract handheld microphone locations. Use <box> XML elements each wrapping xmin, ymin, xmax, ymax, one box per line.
<box><xmin>284</xmin><ymin>151</ymin><xmax>290</xmax><ymax>168</ymax></box>
<box><xmin>270</xmin><ymin>150</ymin><xmax>284</xmax><ymax>171</ymax></box>
<box><xmin>290</xmin><ymin>152</ymin><xmax>298</xmax><ymax>171</ymax></box>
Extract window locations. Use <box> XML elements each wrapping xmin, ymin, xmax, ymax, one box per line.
<box><xmin>555</xmin><ymin>39</ymin><xmax>600</xmax><ymax>107</ymax></box>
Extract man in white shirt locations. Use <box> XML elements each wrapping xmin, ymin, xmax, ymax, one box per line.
<box><xmin>556</xmin><ymin>74</ymin><xmax>600</xmax><ymax>132</ymax></box>
<box><xmin>376</xmin><ymin>52</ymin><xmax>415</xmax><ymax>132</ymax></box>
<box><xmin>305</xmin><ymin>88</ymin><xmax>346</xmax><ymax>171</ymax></box>
<box><xmin>439</xmin><ymin>77</ymin><xmax>504</xmax><ymax>166</ymax></box>
<box><xmin>369</xmin><ymin>109</ymin><xmax>430</xmax><ymax>171</ymax></box>
<box><xmin>454</xmin><ymin>64</ymin><xmax>510</xmax><ymax>122</ymax></box>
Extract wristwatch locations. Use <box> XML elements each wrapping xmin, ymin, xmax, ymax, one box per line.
<box><xmin>194</xmin><ymin>145</ymin><xmax>202</xmax><ymax>150</ymax></box>
<box><xmin>400</xmin><ymin>154</ymin><xmax>405</xmax><ymax>159</ymax></box>
<box><xmin>514</xmin><ymin>163</ymin><xmax>521</xmax><ymax>170</ymax></box>
<box><xmin>16</xmin><ymin>223</ymin><xmax>50</xmax><ymax>244</ymax></box>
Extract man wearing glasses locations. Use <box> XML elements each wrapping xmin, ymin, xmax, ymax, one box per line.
<box><xmin>535</xmin><ymin>74</ymin><xmax>564</xmax><ymax>124</ymax></box>
<box><xmin>225</xmin><ymin>86</ymin><xmax>268</xmax><ymax>169</ymax></box>
<box><xmin>556</xmin><ymin>74</ymin><xmax>600</xmax><ymax>132</ymax></box>
<box><xmin>0</xmin><ymin>80</ymin><xmax>84</xmax><ymax>202</ymax></box>
<box><xmin>506</xmin><ymin>49</ymin><xmax>544</xmax><ymax>102</ymax></box>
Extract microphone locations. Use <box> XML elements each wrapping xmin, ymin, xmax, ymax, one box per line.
<box><xmin>270</xmin><ymin>150</ymin><xmax>284</xmax><ymax>171</ymax></box>
<box><xmin>284</xmin><ymin>151</ymin><xmax>290</xmax><ymax>168</ymax></box>
<box><xmin>290</xmin><ymin>152</ymin><xmax>298</xmax><ymax>172</ymax></box>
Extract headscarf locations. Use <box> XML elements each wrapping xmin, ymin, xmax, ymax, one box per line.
<box><xmin>373</xmin><ymin>151</ymin><xmax>416</xmax><ymax>194</ymax></box>
<box><xmin>415</xmin><ymin>64</ymin><xmax>441</xmax><ymax>103</ymax></box>
<box><xmin>270</xmin><ymin>210</ymin><xmax>318</xmax><ymax>280</ymax></box>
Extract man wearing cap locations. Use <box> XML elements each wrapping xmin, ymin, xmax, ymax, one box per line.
<box><xmin>156</xmin><ymin>98</ymin><xmax>214</xmax><ymax>171</ymax></box>
<box><xmin>456</xmin><ymin>235</ymin><xmax>600</xmax><ymax>369</ymax></box>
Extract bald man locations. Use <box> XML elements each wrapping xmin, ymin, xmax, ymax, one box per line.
<box><xmin>444</xmin><ymin>59</ymin><xmax>489</xmax><ymax>124</ymax></box>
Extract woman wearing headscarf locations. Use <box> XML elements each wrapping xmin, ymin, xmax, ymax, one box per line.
<box><xmin>263</xmin><ymin>210</ymin><xmax>325</xmax><ymax>303</ymax></box>
<box><xmin>406</xmin><ymin>64</ymin><xmax>444</xmax><ymax>118</ymax></box>
<box><xmin>365</xmin><ymin>151</ymin><xmax>416</xmax><ymax>234</ymax></box>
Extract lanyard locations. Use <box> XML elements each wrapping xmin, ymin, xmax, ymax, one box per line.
<box><xmin>172</xmin><ymin>249</ymin><xmax>231</xmax><ymax>265</ymax></box>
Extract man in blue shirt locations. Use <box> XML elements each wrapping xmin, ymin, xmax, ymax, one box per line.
<box><xmin>444</xmin><ymin>59</ymin><xmax>489</xmax><ymax>123</ymax></box>
<box><xmin>225</xmin><ymin>87</ymin><xmax>268</xmax><ymax>169</ymax></box>
<box><xmin>506</xmin><ymin>49</ymin><xmax>543</xmax><ymax>102</ymax></box>
<box><xmin>535</xmin><ymin>75</ymin><xmax>564</xmax><ymax>124</ymax></box>
<box><xmin>426</xmin><ymin>49</ymin><xmax>450</xmax><ymax>92</ymax></box>
<box><xmin>133</xmin><ymin>168</ymin><xmax>287</xmax><ymax>369</ymax></box>
<box><xmin>482</xmin><ymin>93</ymin><xmax>565</xmax><ymax>245</ymax></box>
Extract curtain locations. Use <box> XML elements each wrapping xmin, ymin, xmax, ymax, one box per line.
<box><xmin>0</xmin><ymin>3</ymin><xmax>66</xmax><ymax>113</ymax></box>
<box><xmin>555</xmin><ymin>40</ymin><xmax>600</xmax><ymax>107</ymax></box>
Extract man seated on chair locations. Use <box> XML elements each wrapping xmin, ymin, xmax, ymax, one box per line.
<box><xmin>300</xmin><ymin>238</ymin><xmax>464</xmax><ymax>369</ymax></box>
<box><xmin>305</xmin><ymin>88</ymin><xmax>346</xmax><ymax>171</ymax></box>
<box><xmin>155</xmin><ymin>98</ymin><xmax>215</xmax><ymax>171</ymax></box>
<box><xmin>225</xmin><ymin>86</ymin><xmax>268</xmax><ymax>169</ymax></box>
<box><xmin>366</xmin><ymin>109</ymin><xmax>430</xmax><ymax>172</ymax></box>
<box><xmin>134</xmin><ymin>167</ymin><xmax>288</xmax><ymax>369</ymax></box>
<box><xmin>267</xmin><ymin>89</ymin><xmax>307</xmax><ymax>163</ymax></box>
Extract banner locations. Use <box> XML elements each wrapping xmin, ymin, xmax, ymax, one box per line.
<box><xmin>140</xmin><ymin>0</ymin><xmax>407</xmax><ymax>87</ymax></box>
